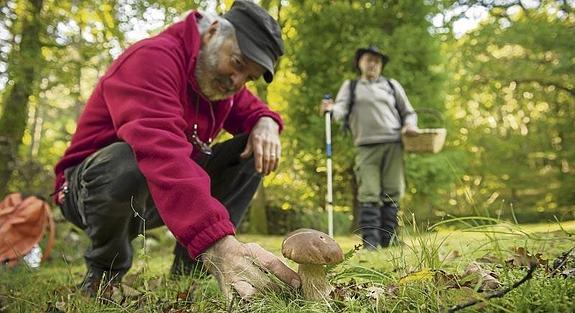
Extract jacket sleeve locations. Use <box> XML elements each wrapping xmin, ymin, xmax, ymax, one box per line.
<box><xmin>332</xmin><ymin>80</ymin><xmax>351</xmax><ymax>121</ymax></box>
<box><xmin>223</xmin><ymin>88</ymin><xmax>284</xmax><ymax>134</ymax></box>
<box><xmin>101</xmin><ymin>46</ymin><xmax>234</xmax><ymax>259</ymax></box>
<box><xmin>390</xmin><ymin>79</ymin><xmax>417</xmax><ymax>127</ymax></box>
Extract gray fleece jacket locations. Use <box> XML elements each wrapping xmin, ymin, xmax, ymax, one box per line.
<box><xmin>332</xmin><ymin>76</ymin><xmax>417</xmax><ymax>146</ymax></box>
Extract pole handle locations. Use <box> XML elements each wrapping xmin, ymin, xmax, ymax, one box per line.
<box><xmin>323</xmin><ymin>93</ymin><xmax>333</xmax><ymax>115</ymax></box>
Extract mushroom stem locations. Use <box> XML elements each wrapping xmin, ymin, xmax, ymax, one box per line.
<box><xmin>298</xmin><ymin>263</ymin><xmax>332</xmax><ymax>301</ymax></box>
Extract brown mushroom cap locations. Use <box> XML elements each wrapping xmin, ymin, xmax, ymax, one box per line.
<box><xmin>281</xmin><ymin>228</ymin><xmax>344</xmax><ymax>265</ymax></box>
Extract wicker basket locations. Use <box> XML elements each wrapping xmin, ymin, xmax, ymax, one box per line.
<box><xmin>402</xmin><ymin>128</ymin><xmax>446</xmax><ymax>154</ymax></box>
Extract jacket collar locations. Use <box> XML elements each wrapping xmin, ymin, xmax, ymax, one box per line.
<box><xmin>358</xmin><ymin>76</ymin><xmax>384</xmax><ymax>84</ymax></box>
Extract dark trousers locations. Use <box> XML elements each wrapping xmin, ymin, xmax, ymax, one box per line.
<box><xmin>359</xmin><ymin>202</ymin><xmax>399</xmax><ymax>249</ymax></box>
<box><xmin>59</xmin><ymin>134</ymin><xmax>261</xmax><ymax>276</ymax></box>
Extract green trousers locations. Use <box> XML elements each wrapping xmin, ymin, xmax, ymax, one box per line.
<box><xmin>354</xmin><ymin>142</ymin><xmax>405</xmax><ymax>205</ymax></box>
<box><xmin>354</xmin><ymin>142</ymin><xmax>404</xmax><ymax>249</ymax></box>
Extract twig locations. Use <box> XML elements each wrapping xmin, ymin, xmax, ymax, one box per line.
<box><xmin>549</xmin><ymin>246</ymin><xmax>575</xmax><ymax>277</ymax></box>
<box><xmin>446</xmin><ymin>262</ymin><xmax>537</xmax><ymax>313</ymax></box>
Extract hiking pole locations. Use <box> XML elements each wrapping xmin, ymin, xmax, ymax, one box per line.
<box><xmin>323</xmin><ymin>94</ymin><xmax>334</xmax><ymax>237</ymax></box>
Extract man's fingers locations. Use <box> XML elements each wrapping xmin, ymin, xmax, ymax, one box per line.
<box><xmin>245</xmin><ymin>243</ymin><xmax>301</xmax><ymax>289</ymax></box>
<box><xmin>264</xmin><ymin>142</ymin><xmax>278</xmax><ymax>174</ymax></box>
<box><xmin>219</xmin><ymin>279</ymin><xmax>234</xmax><ymax>302</ymax></box>
<box><xmin>232</xmin><ymin>280</ymin><xmax>257</xmax><ymax>300</ymax></box>
<box><xmin>272</xmin><ymin>145</ymin><xmax>281</xmax><ymax>172</ymax></box>
<box><xmin>240</xmin><ymin>140</ymin><xmax>253</xmax><ymax>159</ymax></box>
<box><xmin>262</xmin><ymin>140</ymin><xmax>273</xmax><ymax>175</ymax></box>
<box><xmin>252</xmin><ymin>137</ymin><xmax>264</xmax><ymax>173</ymax></box>
<box><xmin>243</xmin><ymin>267</ymin><xmax>276</xmax><ymax>292</ymax></box>
<box><xmin>262</xmin><ymin>140</ymin><xmax>281</xmax><ymax>175</ymax></box>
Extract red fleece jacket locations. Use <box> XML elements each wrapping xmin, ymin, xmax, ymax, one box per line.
<box><xmin>53</xmin><ymin>12</ymin><xmax>283</xmax><ymax>258</ymax></box>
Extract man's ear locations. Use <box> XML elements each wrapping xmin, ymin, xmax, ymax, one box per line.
<box><xmin>202</xmin><ymin>20</ymin><xmax>220</xmax><ymax>45</ymax></box>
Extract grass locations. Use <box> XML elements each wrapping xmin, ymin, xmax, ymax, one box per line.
<box><xmin>1</xmin><ymin>219</ymin><xmax>574</xmax><ymax>312</ymax></box>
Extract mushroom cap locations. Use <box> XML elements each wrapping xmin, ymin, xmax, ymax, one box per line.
<box><xmin>281</xmin><ymin>228</ymin><xmax>344</xmax><ymax>265</ymax></box>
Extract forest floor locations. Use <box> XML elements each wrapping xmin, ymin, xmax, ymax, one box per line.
<box><xmin>1</xmin><ymin>218</ymin><xmax>574</xmax><ymax>312</ymax></box>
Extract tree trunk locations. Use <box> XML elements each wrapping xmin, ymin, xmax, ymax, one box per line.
<box><xmin>245</xmin><ymin>80</ymin><xmax>272</xmax><ymax>234</ymax></box>
<box><xmin>248</xmin><ymin>184</ymin><xmax>269</xmax><ymax>234</ymax></box>
<box><xmin>28</xmin><ymin>98</ymin><xmax>45</xmax><ymax>158</ymax></box>
<box><xmin>0</xmin><ymin>0</ymin><xmax>44</xmax><ymax>196</ymax></box>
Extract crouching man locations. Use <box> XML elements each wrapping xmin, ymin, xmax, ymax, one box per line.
<box><xmin>53</xmin><ymin>0</ymin><xmax>300</xmax><ymax>299</ymax></box>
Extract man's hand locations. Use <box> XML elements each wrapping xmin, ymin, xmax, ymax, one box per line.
<box><xmin>201</xmin><ymin>236</ymin><xmax>301</xmax><ymax>300</ymax></box>
<box><xmin>320</xmin><ymin>98</ymin><xmax>334</xmax><ymax>115</ymax></box>
<box><xmin>241</xmin><ymin>117</ymin><xmax>281</xmax><ymax>176</ymax></box>
<box><xmin>401</xmin><ymin>124</ymin><xmax>420</xmax><ymax>137</ymax></box>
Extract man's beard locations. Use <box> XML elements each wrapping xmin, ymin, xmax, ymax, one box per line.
<box><xmin>195</xmin><ymin>35</ymin><xmax>236</xmax><ymax>101</ymax></box>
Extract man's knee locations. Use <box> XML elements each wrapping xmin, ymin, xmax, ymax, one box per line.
<box><xmin>84</xmin><ymin>142</ymin><xmax>146</xmax><ymax>202</ymax></box>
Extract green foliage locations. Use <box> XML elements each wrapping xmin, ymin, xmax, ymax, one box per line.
<box><xmin>1</xmin><ymin>220</ymin><xmax>575</xmax><ymax>312</ymax></box>
<box><xmin>444</xmin><ymin>1</ymin><xmax>575</xmax><ymax>223</ymax></box>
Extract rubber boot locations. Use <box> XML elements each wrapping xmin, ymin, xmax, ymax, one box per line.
<box><xmin>380</xmin><ymin>202</ymin><xmax>399</xmax><ymax>247</ymax></box>
<box><xmin>359</xmin><ymin>202</ymin><xmax>381</xmax><ymax>250</ymax></box>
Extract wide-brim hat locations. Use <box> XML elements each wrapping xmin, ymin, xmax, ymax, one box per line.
<box><xmin>354</xmin><ymin>45</ymin><xmax>389</xmax><ymax>72</ymax></box>
<box><xmin>224</xmin><ymin>1</ymin><xmax>284</xmax><ymax>83</ymax></box>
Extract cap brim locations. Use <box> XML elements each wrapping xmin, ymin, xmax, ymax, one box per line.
<box><xmin>235</xmin><ymin>29</ymin><xmax>275</xmax><ymax>83</ymax></box>
<box><xmin>356</xmin><ymin>48</ymin><xmax>389</xmax><ymax>64</ymax></box>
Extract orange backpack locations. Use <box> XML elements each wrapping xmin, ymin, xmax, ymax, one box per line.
<box><xmin>0</xmin><ymin>193</ymin><xmax>56</xmax><ymax>267</ymax></box>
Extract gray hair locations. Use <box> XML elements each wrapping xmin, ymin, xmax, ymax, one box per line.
<box><xmin>196</xmin><ymin>11</ymin><xmax>235</xmax><ymax>39</ymax></box>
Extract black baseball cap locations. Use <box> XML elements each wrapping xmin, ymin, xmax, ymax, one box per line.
<box><xmin>224</xmin><ymin>1</ymin><xmax>284</xmax><ymax>83</ymax></box>
<box><xmin>354</xmin><ymin>45</ymin><xmax>389</xmax><ymax>72</ymax></box>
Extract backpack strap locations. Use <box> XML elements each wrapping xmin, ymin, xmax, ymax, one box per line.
<box><xmin>343</xmin><ymin>79</ymin><xmax>358</xmax><ymax>131</ymax></box>
<box><xmin>386</xmin><ymin>78</ymin><xmax>396</xmax><ymax>95</ymax></box>
<box><xmin>385</xmin><ymin>78</ymin><xmax>405</xmax><ymax>127</ymax></box>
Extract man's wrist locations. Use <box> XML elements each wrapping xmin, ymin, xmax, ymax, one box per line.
<box><xmin>256</xmin><ymin>116</ymin><xmax>280</xmax><ymax>131</ymax></box>
<box><xmin>202</xmin><ymin>235</ymin><xmax>236</xmax><ymax>261</ymax></box>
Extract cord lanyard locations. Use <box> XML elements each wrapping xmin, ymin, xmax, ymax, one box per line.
<box><xmin>190</xmin><ymin>94</ymin><xmax>213</xmax><ymax>156</ymax></box>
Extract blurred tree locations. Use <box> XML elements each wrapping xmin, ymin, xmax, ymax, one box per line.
<box><xmin>1</xmin><ymin>0</ymin><xmax>204</xmax><ymax>195</ymax></box>
<box><xmin>0</xmin><ymin>0</ymin><xmax>44</xmax><ymax>196</ymax></box>
<box><xmin>444</xmin><ymin>0</ymin><xmax>574</xmax><ymax>222</ymax></box>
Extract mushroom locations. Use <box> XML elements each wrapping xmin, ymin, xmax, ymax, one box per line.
<box><xmin>281</xmin><ymin>228</ymin><xmax>344</xmax><ymax>301</ymax></box>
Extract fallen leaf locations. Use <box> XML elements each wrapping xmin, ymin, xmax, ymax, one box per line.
<box><xmin>506</xmin><ymin>247</ymin><xmax>543</xmax><ymax>268</ymax></box>
<box><xmin>45</xmin><ymin>302</ymin><xmax>65</xmax><ymax>313</ymax></box>
<box><xmin>123</xmin><ymin>268</ymin><xmax>144</xmax><ymax>285</ymax></box>
<box><xmin>330</xmin><ymin>284</ymin><xmax>348</xmax><ymax>302</ymax></box>
<box><xmin>560</xmin><ymin>268</ymin><xmax>575</xmax><ymax>278</ymax></box>
<box><xmin>462</xmin><ymin>262</ymin><xmax>501</xmax><ymax>291</ymax></box>
<box><xmin>366</xmin><ymin>284</ymin><xmax>399</xmax><ymax>300</ymax></box>
<box><xmin>110</xmin><ymin>286</ymin><xmax>124</xmax><ymax>303</ymax></box>
<box><xmin>550</xmin><ymin>248</ymin><xmax>575</xmax><ymax>277</ymax></box>
<box><xmin>434</xmin><ymin>270</ymin><xmax>461</xmax><ymax>288</ymax></box>
<box><xmin>146</xmin><ymin>276</ymin><xmax>164</xmax><ymax>290</ymax></box>
<box><xmin>331</xmin><ymin>279</ymin><xmax>361</xmax><ymax>301</ymax></box>
<box><xmin>442</xmin><ymin>250</ymin><xmax>461</xmax><ymax>262</ymax></box>
<box><xmin>476</xmin><ymin>254</ymin><xmax>500</xmax><ymax>264</ymax></box>
<box><xmin>366</xmin><ymin>286</ymin><xmax>384</xmax><ymax>299</ymax></box>
<box><xmin>176</xmin><ymin>282</ymin><xmax>197</xmax><ymax>303</ymax></box>
<box><xmin>121</xmin><ymin>284</ymin><xmax>142</xmax><ymax>298</ymax></box>
<box><xmin>399</xmin><ymin>268</ymin><xmax>434</xmax><ymax>284</ymax></box>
